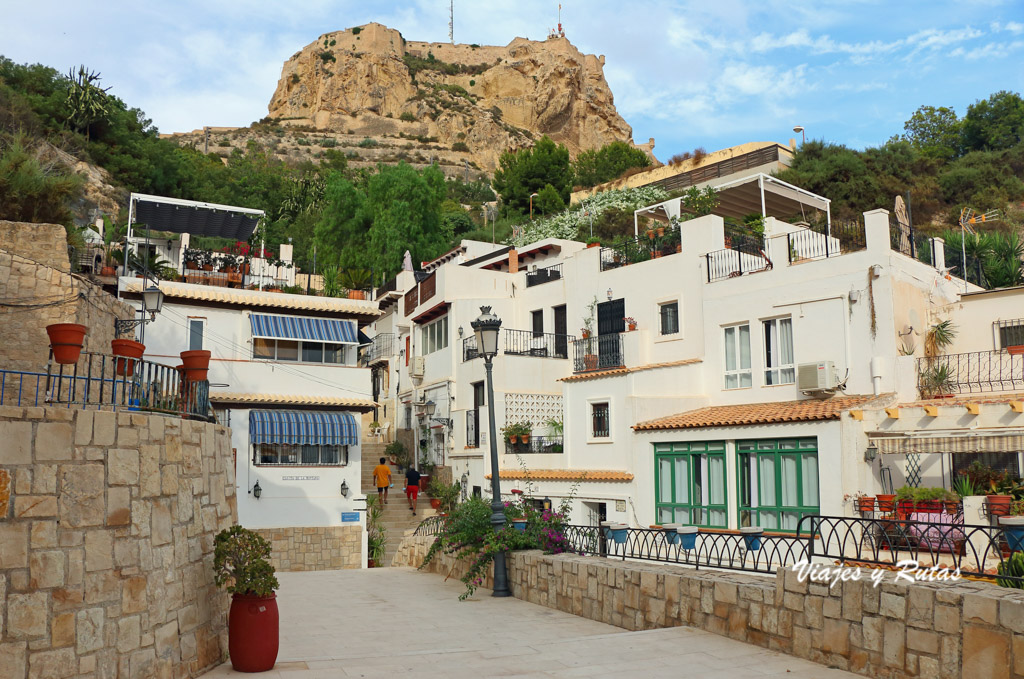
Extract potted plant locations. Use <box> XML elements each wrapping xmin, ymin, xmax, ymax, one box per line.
<box><xmin>111</xmin><ymin>338</ymin><xmax>145</xmax><ymax>377</ymax></box>
<box><xmin>677</xmin><ymin>525</ymin><xmax>699</xmax><ymax>550</ymax></box>
<box><xmin>92</xmin><ymin>215</ymin><xmax>123</xmax><ymax>276</ymax></box>
<box><xmin>518</xmin><ymin>421</ymin><xmax>532</xmax><ymax>445</ymax></box>
<box><xmin>386</xmin><ymin>441</ymin><xmax>409</xmax><ymax>470</ymax></box>
<box><xmin>180</xmin><ymin>350</ymin><xmax>212</xmax><ymax>382</ymax></box>
<box><xmin>919</xmin><ymin>363</ymin><xmax>956</xmax><ymax>398</ymax></box>
<box><xmin>876</xmin><ymin>493</ymin><xmax>896</xmax><ymax>513</ymax></box>
<box><xmin>624</xmin><ymin>316</ymin><xmax>637</xmax><ymax>332</ymax></box>
<box><xmin>740</xmin><ymin>526</ymin><xmax>764</xmax><ymax>551</ymax></box>
<box><xmin>853</xmin><ymin>493</ymin><xmax>875</xmax><ymax>513</ymax></box>
<box><xmin>366</xmin><ymin>495</ymin><xmax>387</xmax><ymax>567</ymax></box>
<box><xmin>586</xmin><ymin>237</ymin><xmax>601</xmax><ymax>249</ymax></box>
<box><xmin>600</xmin><ymin>521</ymin><xmax>629</xmax><ymax>544</ymax></box>
<box><xmin>1000</xmin><ymin>503</ymin><xmax>1024</xmax><ymax>551</ymax></box>
<box><xmin>340</xmin><ymin>269</ymin><xmax>373</xmax><ymax>300</ymax></box>
<box><xmin>213</xmin><ymin>525</ymin><xmax>280</xmax><ymax>673</ymax></box>
<box><xmin>1009</xmin><ymin>345</ymin><xmax>1024</xmax><ymax>356</ymax></box>
<box><xmin>46</xmin><ymin>323</ymin><xmax>88</xmax><ymax>364</ymax></box>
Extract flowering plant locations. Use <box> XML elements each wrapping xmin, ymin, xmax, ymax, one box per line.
<box><xmin>623</xmin><ymin>316</ymin><xmax>636</xmax><ymax>326</ymax></box>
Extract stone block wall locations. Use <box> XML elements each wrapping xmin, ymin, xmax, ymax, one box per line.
<box><xmin>255</xmin><ymin>526</ymin><xmax>362</xmax><ymax>572</ymax></box>
<box><xmin>0</xmin><ymin>406</ymin><xmax>237</xmax><ymax>679</ymax></box>
<box><xmin>0</xmin><ymin>221</ymin><xmax>134</xmax><ymax>373</ymax></box>
<box><xmin>395</xmin><ymin>534</ymin><xmax>1024</xmax><ymax>679</ymax></box>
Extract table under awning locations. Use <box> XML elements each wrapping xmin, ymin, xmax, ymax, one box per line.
<box><xmin>872</xmin><ymin>431</ymin><xmax>1024</xmax><ymax>455</ymax></box>
<box><xmin>249</xmin><ymin>410</ymin><xmax>360</xmax><ymax>446</ymax></box>
<box><xmin>250</xmin><ymin>314</ymin><xmax>358</xmax><ymax>344</ymax></box>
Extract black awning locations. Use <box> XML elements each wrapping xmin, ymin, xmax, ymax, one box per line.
<box><xmin>132</xmin><ymin>197</ymin><xmax>261</xmax><ymax>240</ymax></box>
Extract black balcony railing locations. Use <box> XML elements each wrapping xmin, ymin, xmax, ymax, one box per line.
<box><xmin>503</xmin><ymin>329</ymin><xmax>574</xmax><ymax>359</ymax></box>
<box><xmin>572</xmin><ymin>333</ymin><xmax>624</xmax><ymax>373</ymax></box>
<box><xmin>889</xmin><ymin>213</ymin><xmax>917</xmax><ymax>259</ymax></box>
<box><xmin>599</xmin><ymin>229</ymin><xmax>681</xmax><ymax>272</ymax></box>
<box><xmin>466</xmin><ymin>409</ymin><xmax>479</xmax><ymax>448</ymax></box>
<box><xmin>918</xmin><ymin>351</ymin><xmax>1024</xmax><ymax>394</ymax></box>
<box><xmin>375</xmin><ymin>276</ymin><xmax>397</xmax><ymax>300</ymax></box>
<box><xmin>462</xmin><ymin>336</ymin><xmax>479</xmax><ymax>362</ymax></box>
<box><xmin>525</xmin><ymin>263</ymin><xmax>563</xmax><ymax>287</ymax></box>
<box><xmin>705</xmin><ymin>236</ymin><xmax>772</xmax><ymax>282</ymax></box>
<box><xmin>787</xmin><ymin>220</ymin><xmax>867</xmax><ymax>263</ymax></box>
<box><xmin>359</xmin><ymin>333</ymin><xmax>396</xmax><ymax>367</ymax></box>
<box><xmin>504</xmin><ymin>435</ymin><xmax>564</xmax><ymax>454</ymax></box>
<box><xmin>0</xmin><ymin>352</ymin><xmax>212</xmax><ymax>421</ymax></box>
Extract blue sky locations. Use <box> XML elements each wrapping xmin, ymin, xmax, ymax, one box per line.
<box><xmin>3</xmin><ymin>0</ymin><xmax>1022</xmax><ymax>161</ymax></box>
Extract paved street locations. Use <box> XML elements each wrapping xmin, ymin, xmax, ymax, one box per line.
<box><xmin>204</xmin><ymin>567</ymin><xmax>858</xmax><ymax>679</ymax></box>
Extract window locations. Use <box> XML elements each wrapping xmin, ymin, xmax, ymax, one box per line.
<box><xmin>654</xmin><ymin>442</ymin><xmax>727</xmax><ymax>527</ymax></box>
<box><xmin>254</xmin><ymin>443</ymin><xmax>348</xmax><ymax>466</ymax></box>
<box><xmin>723</xmin><ymin>324</ymin><xmax>752</xmax><ymax>389</ymax></box>
<box><xmin>999</xmin><ymin>321</ymin><xmax>1024</xmax><ymax>349</ymax></box>
<box><xmin>591</xmin><ymin>402</ymin><xmax>609</xmax><ymax>438</ymax></box>
<box><xmin>660</xmin><ymin>302</ymin><xmax>679</xmax><ymax>335</ymax></box>
<box><xmin>188</xmin><ymin>318</ymin><xmax>205</xmax><ymax>351</ymax></box>
<box><xmin>421</xmin><ymin>316</ymin><xmax>449</xmax><ymax>355</ymax></box>
<box><xmin>763</xmin><ymin>317</ymin><xmax>795</xmax><ymax>385</ymax></box>
<box><xmin>738</xmin><ymin>438</ymin><xmax>819</xmax><ymax>532</ymax></box>
<box><xmin>532</xmin><ymin>310</ymin><xmax>544</xmax><ymax>337</ymax></box>
<box><xmin>252</xmin><ymin>339</ymin><xmax>349</xmax><ymax>364</ymax></box>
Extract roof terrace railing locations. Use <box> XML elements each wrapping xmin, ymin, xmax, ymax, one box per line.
<box><xmin>600</xmin><ymin>228</ymin><xmax>681</xmax><ymax>272</ymax></box>
<box><xmin>787</xmin><ymin>220</ymin><xmax>866</xmax><ymax>263</ymax></box>
<box><xmin>918</xmin><ymin>351</ymin><xmax>1024</xmax><ymax>394</ymax></box>
<box><xmin>571</xmin><ymin>333</ymin><xmax>624</xmax><ymax>373</ymax></box>
<box><xmin>359</xmin><ymin>333</ymin><xmax>396</xmax><ymax>367</ymax></box>
<box><xmin>705</xmin><ymin>235</ymin><xmax>772</xmax><ymax>282</ymax></box>
<box><xmin>525</xmin><ymin>263</ymin><xmax>563</xmax><ymax>287</ymax></box>
<box><xmin>889</xmin><ymin>213</ymin><xmax>917</xmax><ymax>259</ymax></box>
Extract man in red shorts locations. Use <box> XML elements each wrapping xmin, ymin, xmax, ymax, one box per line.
<box><xmin>405</xmin><ymin>466</ymin><xmax>422</xmax><ymax>515</ymax></box>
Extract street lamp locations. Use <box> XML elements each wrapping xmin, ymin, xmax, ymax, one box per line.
<box><xmin>793</xmin><ymin>125</ymin><xmax>805</xmax><ymax>145</ymax></box>
<box><xmin>471</xmin><ymin>305</ymin><xmax>511</xmax><ymax>597</ymax></box>
<box><xmin>529</xmin><ymin>193</ymin><xmax>539</xmax><ymax>221</ymax></box>
<box><xmin>115</xmin><ymin>284</ymin><xmax>165</xmax><ymax>343</ymax></box>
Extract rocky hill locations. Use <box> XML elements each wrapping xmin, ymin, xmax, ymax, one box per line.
<box><xmin>167</xmin><ymin>23</ymin><xmax>644</xmax><ymax>177</ymax></box>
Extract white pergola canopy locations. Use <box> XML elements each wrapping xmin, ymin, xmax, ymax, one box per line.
<box><xmin>634</xmin><ymin>173</ymin><xmax>831</xmax><ymax>236</ymax></box>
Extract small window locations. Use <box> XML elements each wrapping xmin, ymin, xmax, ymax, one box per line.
<box><xmin>302</xmin><ymin>342</ymin><xmax>324</xmax><ymax>363</ymax></box>
<box><xmin>254</xmin><ymin>443</ymin><xmax>348</xmax><ymax>466</ymax></box>
<box><xmin>421</xmin><ymin>316</ymin><xmax>449</xmax><ymax>355</ymax></box>
<box><xmin>188</xmin><ymin>318</ymin><xmax>205</xmax><ymax>351</ymax></box>
<box><xmin>253</xmin><ymin>338</ymin><xmax>275</xmax><ymax>359</ymax></box>
<box><xmin>592</xmin><ymin>402</ymin><xmax>609</xmax><ymax>438</ymax></box>
<box><xmin>723</xmin><ymin>324</ymin><xmax>752</xmax><ymax>389</ymax></box>
<box><xmin>999</xmin><ymin>321</ymin><xmax>1024</xmax><ymax>349</ymax></box>
<box><xmin>763</xmin><ymin>317</ymin><xmax>795</xmax><ymax>385</ymax></box>
<box><xmin>532</xmin><ymin>310</ymin><xmax>544</xmax><ymax>337</ymax></box>
<box><xmin>660</xmin><ymin>302</ymin><xmax>679</xmax><ymax>335</ymax></box>
<box><xmin>276</xmin><ymin>340</ymin><xmax>299</xmax><ymax>361</ymax></box>
<box><xmin>324</xmin><ymin>343</ymin><xmax>345</xmax><ymax>364</ymax></box>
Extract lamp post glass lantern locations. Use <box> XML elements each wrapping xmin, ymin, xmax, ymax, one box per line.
<box><xmin>471</xmin><ymin>305</ymin><xmax>511</xmax><ymax>597</ymax></box>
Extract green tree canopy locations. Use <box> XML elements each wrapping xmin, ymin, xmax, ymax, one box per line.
<box><xmin>962</xmin><ymin>90</ymin><xmax>1024</xmax><ymax>153</ymax></box>
<box><xmin>534</xmin><ymin>183</ymin><xmax>565</xmax><ymax>216</ymax></box>
<box><xmin>902</xmin><ymin>105</ymin><xmax>961</xmax><ymax>160</ymax></box>
<box><xmin>571</xmin><ymin>140</ymin><xmax>651</xmax><ymax>189</ymax></box>
<box><xmin>492</xmin><ymin>136</ymin><xmax>572</xmax><ymax>215</ymax></box>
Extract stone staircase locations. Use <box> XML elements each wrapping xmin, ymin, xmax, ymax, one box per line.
<box><xmin>361</xmin><ymin>442</ymin><xmax>435</xmax><ymax>566</ymax></box>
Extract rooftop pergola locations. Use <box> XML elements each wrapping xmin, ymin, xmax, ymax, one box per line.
<box><xmin>126</xmin><ymin>193</ymin><xmax>265</xmax><ymax>242</ymax></box>
<box><xmin>633</xmin><ymin>173</ymin><xmax>831</xmax><ymax>236</ymax></box>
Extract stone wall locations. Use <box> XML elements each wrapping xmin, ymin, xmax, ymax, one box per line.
<box><xmin>0</xmin><ymin>406</ymin><xmax>237</xmax><ymax>679</ymax></box>
<box><xmin>396</xmin><ymin>535</ymin><xmax>1024</xmax><ymax>679</ymax></box>
<box><xmin>255</xmin><ymin>526</ymin><xmax>361</xmax><ymax>572</ymax></box>
<box><xmin>0</xmin><ymin>221</ymin><xmax>134</xmax><ymax>372</ymax></box>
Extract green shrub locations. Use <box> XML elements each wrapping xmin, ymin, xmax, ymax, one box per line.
<box><xmin>351</xmin><ymin>26</ymin><xmax>362</xmax><ymax>35</ymax></box>
<box><xmin>318</xmin><ymin>51</ymin><xmax>336</xmax><ymax>63</ymax></box>
<box><xmin>358</xmin><ymin>137</ymin><xmax>378</xmax><ymax>148</ymax></box>
<box><xmin>452</xmin><ymin>141</ymin><xmax>469</xmax><ymax>152</ymax></box>
<box><xmin>296</xmin><ymin>138</ymin><xmax>310</xmax><ymax>146</ymax></box>
<box><xmin>319</xmin><ymin>138</ymin><xmax>337</xmax><ymax>147</ymax></box>
<box><xmin>217</xmin><ymin>139</ymin><xmax>231</xmax><ymax>147</ymax></box>
<box><xmin>399</xmin><ymin>112</ymin><xmax>416</xmax><ymax>122</ymax></box>
<box><xmin>290</xmin><ymin>73</ymin><xmax>300</xmax><ymax>84</ymax></box>
<box><xmin>213</xmin><ymin>525</ymin><xmax>279</xmax><ymax>596</ymax></box>
<box><xmin>469</xmin><ymin>79</ymin><xmax>475</xmax><ymax>86</ymax></box>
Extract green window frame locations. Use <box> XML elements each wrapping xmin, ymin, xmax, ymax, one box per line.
<box><xmin>737</xmin><ymin>438</ymin><xmax>819</xmax><ymax>532</ymax></box>
<box><xmin>654</xmin><ymin>441</ymin><xmax>727</xmax><ymax>528</ymax></box>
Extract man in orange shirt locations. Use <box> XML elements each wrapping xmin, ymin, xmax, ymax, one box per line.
<box><xmin>373</xmin><ymin>457</ymin><xmax>392</xmax><ymax>505</ymax></box>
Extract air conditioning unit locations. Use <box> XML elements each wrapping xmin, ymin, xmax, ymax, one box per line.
<box><xmin>797</xmin><ymin>361</ymin><xmax>838</xmax><ymax>392</ymax></box>
<box><xmin>410</xmin><ymin>356</ymin><xmax>425</xmax><ymax>377</ymax></box>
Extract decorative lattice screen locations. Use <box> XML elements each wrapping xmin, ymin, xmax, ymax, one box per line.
<box><xmin>504</xmin><ymin>393</ymin><xmax>563</xmax><ymax>428</ymax></box>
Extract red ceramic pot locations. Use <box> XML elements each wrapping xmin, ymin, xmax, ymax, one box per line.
<box><xmin>430</xmin><ymin>498</ymin><xmax>442</xmax><ymax>510</ymax></box>
<box><xmin>856</xmin><ymin>497</ymin><xmax>875</xmax><ymax>513</ymax></box>
<box><xmin>987</xmin><ymin>495</ymin><xmax>1013</xmax><ymax>517</ymax></box>
<box><xmin>876</xmin><ymin>494</ymin><xmax>896</xmax><ymax>513</ymax></box>
<box><xmin>228</xmin><ymin>593</ymin><xmax>279</xmax><ymax>672</ymax></box>
<box><xmin>180</xmin><ymin>350</ymin><xmax>211</xmax><ymax>382</ymax></box>
<box><xmin>111</xmin><ymin>339</ymin><xmax>145</xmax><ymax>377</ymax></box>
<box><xmin>46</xmin><ymin>323</ymin><xmax>87</xmax><ymax>364</ymax></box>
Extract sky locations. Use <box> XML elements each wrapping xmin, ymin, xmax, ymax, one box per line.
<box><xmin>2</xmin><ymin>0</ymin><xmax>1023</xmax><ymax>162</ymax></box>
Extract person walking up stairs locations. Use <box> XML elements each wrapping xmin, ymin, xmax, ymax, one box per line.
<box><xmin>360</xmin><ymin>441</ymin><xmax>434</xmax><ymax>566</ymax></box>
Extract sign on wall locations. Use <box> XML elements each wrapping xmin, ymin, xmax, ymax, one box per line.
<box><xmin>341</xmin><ymin>512</ymin><xmax>360</xmax><ymax>523</ymax></box>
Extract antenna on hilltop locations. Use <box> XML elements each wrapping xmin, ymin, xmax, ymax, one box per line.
<box><xmin>449</xmin><ymin>0</ymin><xmax>454</xmax><ymax>44</ymax></box>
<box><xmin>956</xmin><ymin>206</ymin><xmax>1000</xmax><ymax>292</ymax></box>
<box><xmin>548</xmin><ymin>3</ymin><xmax>565</xmax><ymax>39</ymax></box>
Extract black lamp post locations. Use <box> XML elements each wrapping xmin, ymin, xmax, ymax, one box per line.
<box><xmin>115</xmin><ymin>284</ymin><xmax>165</xmax><ymax>343</ymax></box>
<box><xmin>471</xmin><ymin>305</ymin><xmax>511</xmax><ymax>597</ymax></box>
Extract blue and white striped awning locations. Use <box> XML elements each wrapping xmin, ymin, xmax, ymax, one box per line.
<box><xmin>250</xmin><ymin>314</ymin><xmax>358</xmax><ymax>344</ymax></box>
<box><xmin>249</xmin><ymin>410</ymin><xmax>360</xmax><ymax>446</ymax></box>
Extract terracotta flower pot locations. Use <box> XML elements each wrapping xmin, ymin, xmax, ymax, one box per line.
<box><xmin>228</xmin><ymin>593</ymin><xmax>279</xmax><ymax>672</ymax></box>
<box><xmin>100</xmin><ymin>266</ymin><xmax>116</xmax><ymax>276</ymax></box>
<box><xmin>111</xmin><ymin>339</ymin><xmax>145</xmax><ymax>377</ymax></box>
<box><xmin>508</xmin><ymin>434</ymin><xmax>518</xmax><ymax>444</ymax></box>
<box><xmin>987</xmin><ymin>495</ymin><xmax>1013</xmax><ymax>517</ymax></box>
<box><xmin>628</xmin><ymin>323</ymin><xmax>637</xmax><ymax>331</ymax></box>
<box><xmin>583</xmin><ymin>354</ymin><xmax>598</xmax><ymax>371</ymax></box>
<box><xmin>657</xmin><ymin>226</ymin><xmax>665</xmax><ymax>237</ymax></box>
<box><xmin>46</xmin><ymin>323</ymin><xmax>87</xmax><ymax>364</ymax></box>
<box><xmin>586</xmin><ymin>242</ymin><xmax>600</xmax><ymax>249</ymax></box>
<box><xmin>876</xmin><ymin>494</ymin><xmax>896</xmax><ymax>513</ymax></box>
<box><xmin>430</xmin><ymin>498</ymin><xmax>442</xmax><ymax>510</ymax></box>
<box><xmin>1009</xmin><ymin>345</ymin><xmax>1024</xmax><ymax>356</ymax></box>
<box><xmin>856</xmin><ymin>497</ymin><xmax>875</xmax><ymax>513</ymax></box>
<box><xmin>202</xmin><ymin>264</ymin><xmax>214</xmax><ymax>272</ymax></box>
<box><xmin>179</xmin><ymin>350</ymin><xmax>211</xmax><ymax>382</ymax></box>
<box><xmin>348</xmin><ymin>290</ymin><xmax>366</xmax><ymax>300</ymax></box>
<box><xmin>521</xmin><ymin>433</ymin><xmax>531</xmax><ymax>444</ymax></box>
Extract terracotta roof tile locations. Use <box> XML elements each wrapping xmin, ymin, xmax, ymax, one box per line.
<box><xmin>485</xmin><ymin>469</ymin><xmax>633</xmax><ymax>482</ymax></box>
<box><xmin>209</xmin><ymin>392</ymin><xmax>376</xmax><ymax>409</ymax></box>
<box><xmin>634</xmin><ymin>395</ymin><xmax>878</xmax><ymax>431</ymax></box>
<box><xmin>561</xmin><ymin>358</ymin><xmax>701</xmax><ymax>383</ymax></box>
<box><xmin>122</xmin><ymin>279</ymin><xmax>382</xmax><ymax>316</ymax></box>
<box><xmin>894</xmin><ymin>392</ymin><xmax>1024</xmax><ymax>408</ymax></box>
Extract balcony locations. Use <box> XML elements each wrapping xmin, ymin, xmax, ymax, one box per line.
<box><xmin>787</xmin><ymin>220</ymin><xmax>867</xmax><ymax>263</ymax></box>
<box><xmin>705</xmin><ymin>234</ymin><xmax>772</xmax><ymax>283</ymax></box>
<box><xmin>359</xmin><ymin>333</ymin><xmax>396</xmax><ymax>367</ymax></box>
<box><xmin>571</xmin><ymin>333</ymin><xmax>625</xmax><ymax>373</ymax></box>
<box><xmin>918</xmin><ymin>351</ymin><xmax>1024</xmax><ymax>395</ymax></box>
<box><xmin>504</xmin><ymin>435</ymin><xmax>564</xmax><ymax>454</ymax></box>
<box><xmin>462</xmin><ymin>330</ymin><xmax>576</xmax><ymax>362</ymax></box>
<box><xmin>525</xmin><ymin>263</ymin><xmax>563</xmax><ymax>287</ymax></box>
<box><xmin>889</xmin><ymin>213</ymin><xmax>917</xmax><ymax>259</ymax></box>
<box><xmin>600</xmin><ymin>229</ymin><xmax>681</xmax><ymax>272</ymax></box>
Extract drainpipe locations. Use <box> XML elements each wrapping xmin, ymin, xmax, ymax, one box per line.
<box><xmin>870</xmin><ymin>357</ymin><xmax>885</xmax><ymax>396</ymax></box>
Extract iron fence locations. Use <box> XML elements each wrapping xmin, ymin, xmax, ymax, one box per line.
<box><xmin>375</xmin><ymin>276</ymin><xmax>397</xmax><ymax>300</ymax></box>
<box><xmin>525</xmin><ymin>263</ymin><xmax>563</xmax><ymax>287</ymax></box>
<box><xmin>561</xmin><ymin>524</ymin><xmax>808</xmax><ymax>575</ymax></box>
<box><xmin>571</xmin><ymin>333</ymin><xmax>624</xmax><ymax>373</ymax></box>
<box><xmin>599</xmin><ymin>230</ymin><xmax>681</xmax><ymax>272</ymax></box>
<box><xmin>462</xmin><ymin>336</ymin><xmax>479</xmax><ymax>362</ymax></box>
<box><xmin>0</xmin><ymin>353</ymin><xmax>212</xmax><ymax>421</ymax></box>
<box><xmin>787</xmin><ymin>220</ymin><xmax>867</xmax><ymax>263</ymax></box>
<box><xmin>466</xmin><ymin>409</ymin><xmax>479</xmax><ymax>448</ymax></box>
<box><xmin>799</xmin><ymin>515</ymin><xmax>1024</xmax><ymax>586</ymax></box>
<box><xmin>946</xmin><ymin>249</ymin><xmax>989</xmax><ymax>289</ymax></box>
<box><xmin>504</xmin><ymin>329</ymin><xmax>574</xmax><ymax>359</ymax></box>
<box><xmin>705</xmin><ymin>237</ymin><xmax>772</xmax><ymax>282</ymax></box>
<box><xmin>359</xmin><ymin>333</ymin><xmax>396</xmax><ymax>367</ymax></box>
<box><xmin>889</xmin><ymin>213</ymin><xmax>917</xmax><ymax>259</ymax></box>
<box><xmin>504</xmin><ymin>435</ymin><xmax>564</xmax><ymax>454</ymax></box>
<box><xmin>414</xmin><ymin>515</ymin><xmax>446</xmax><ymax>536</ymax></box>
<box><xmin>917</xmin><ymin>351</ymin><xmax>1024</xmax><ymax>394</ymax></box>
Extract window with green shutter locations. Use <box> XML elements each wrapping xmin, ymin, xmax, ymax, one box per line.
<box><xmin>737</xmin><ymin>438</ymin><xmax>819</xmax><ymax>532</ymax></box>
<box><xmin>654</xmin><ymin>441</ymin><xmax>727</xmax><ymax>528</ymax></box>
